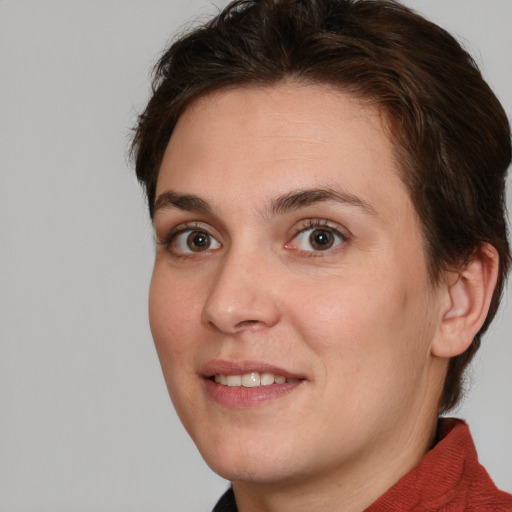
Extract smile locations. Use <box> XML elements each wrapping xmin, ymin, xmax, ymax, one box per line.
<box><xmin>213</xmin><ymin>372</ymin><xmax>289</xmax><ymax>387</ymax></box>
<box><xmin>202</xmin><ymin>362</ymin><xmax>306</xmax><ymax>407</ymax></box>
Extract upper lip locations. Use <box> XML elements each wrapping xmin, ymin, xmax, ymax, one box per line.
<box><xmin>200</xmin><ymin>359</ymin><xmax>306</xmax><ymax>381</ymax></box>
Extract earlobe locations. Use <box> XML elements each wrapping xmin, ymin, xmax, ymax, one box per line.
<box><xmin>432</xmin><ymin>243</ymin><xmax>499</xmax><ymax>359</ymax></box>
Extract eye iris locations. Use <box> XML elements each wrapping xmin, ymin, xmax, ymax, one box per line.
<box><xmin>187</xmin><ymin>231</ymin><xmax>210</xmax><ymax>252</ymax></box>
<box><xmin>309</xmin><ymin>229</ymin><xmax>334</xmax><ymax>250</ymax></box>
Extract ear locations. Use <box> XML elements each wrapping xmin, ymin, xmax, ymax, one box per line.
<box><xmin>432</xmin><ymin>243</ymin><xmax>499</xmax><ymax>358</ymax></box>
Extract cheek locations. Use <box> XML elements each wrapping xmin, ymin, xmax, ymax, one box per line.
<box><xmin>290</xmin><ymin>268</ymin><xmax>432</xmax><ymax>375</ymax></box>
<box><xmin>148</xmin><ymin>267</ymin><xmax>206</xmax><ymax>430</ymax></box>
<box><xmin>148</xmin><ymin>266</ymin><xmax>202</xmax><ymax>365</ymax></box>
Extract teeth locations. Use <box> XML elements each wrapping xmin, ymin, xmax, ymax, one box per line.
<box><xmin>260</xmin><ymin>373</ymin><xmax>275</xmax><ymax>386</ymax></box>
<box><xmin>242</xmin><ymin>372</ymin><xmax>260</xmax><ymax>387</ymax></box>
<box><xmin>213</xmin><ymin>371</ymin><xmax>291</xmax><ymax>387</ymax></box>
<box><xmin>217</xmin><ymin>374</ymin><xmax>227</xmax><ymax>385</ymax></box>
<box><xmin>226</xmin><ymin>375</ymin><xmax>242</xmax><ymax>387</ymax></box>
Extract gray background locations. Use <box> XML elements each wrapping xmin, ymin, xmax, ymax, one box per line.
<box><xmin>1</xmin><ymin>1</ymin><xmax>510</xmax><ymax>510</ymax></box>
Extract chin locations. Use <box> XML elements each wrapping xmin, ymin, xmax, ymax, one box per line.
<box><xmin>207</xmin><ymin>457</ymin><xmax>304</xmax><ymax>486</ymax></box>
<box><xmin>194</xmin><ymin>431</ymin><xmax>308</xmax><ymax>485</ymax></box>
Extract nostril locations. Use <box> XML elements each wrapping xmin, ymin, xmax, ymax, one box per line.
<box><xmin>235</xmin><ymin>319</ymin><xmax>265</xmax><ymax>330</ymax></box>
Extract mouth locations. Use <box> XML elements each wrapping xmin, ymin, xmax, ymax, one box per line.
<box><xmin>202</xmin><ymin>361</ymin><xmax>306</xmax><ymax>407</ymax></box>
<box><xmin>211</xmin><ymin>371</ymin><xmax>293</xmax><ymax>387</ymax></box>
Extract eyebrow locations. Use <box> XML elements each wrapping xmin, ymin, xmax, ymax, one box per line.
<box><xmin>153</xmin><ymin>187</ymin><xmax>376</xmax><ymax>218</ymax></box>
<box><xmin>153</xmin><ymin>191</ymin><xmax>212</xmax><ymax>216</ymax></box>
<box><xmin>270</xmin><ymin>188</ymin><xmax>376</xmax><ymax>216</ymax></box>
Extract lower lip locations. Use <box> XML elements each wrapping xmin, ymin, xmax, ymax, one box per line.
<box><xmin>204</xmin><ymin>378</ymin><xmax>304</xmax><ymax>408</ymax></box>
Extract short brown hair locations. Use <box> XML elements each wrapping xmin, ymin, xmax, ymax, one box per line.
<box><xmin>131</xmin><ymin>0</ymin><xmax>511</xmax><ymax>412</ymax></box>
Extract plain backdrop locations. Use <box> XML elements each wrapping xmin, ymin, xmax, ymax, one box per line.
<box><xmin>1</xmin><ymin>1</ymin><xmax>511</xmax><ymax>510</ymax></box>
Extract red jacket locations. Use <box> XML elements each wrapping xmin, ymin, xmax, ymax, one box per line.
<box><xmin>366</xmin><ymin>418</ymin><xmax>512</xmax><ymax>511</ymax></box>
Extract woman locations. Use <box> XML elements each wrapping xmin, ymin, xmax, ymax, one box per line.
<box><xmin>131</xmin><ymin>0</ymin><xmax>512</xmax><ymax>510</ymax></box>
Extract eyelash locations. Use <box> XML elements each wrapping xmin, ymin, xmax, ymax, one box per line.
<box><xmin>159</xmin><ymin>219</ymin><xmax>348</xmax><ymax>258</ymax></box>
<box><xmin>159</xmin><ymin>222</ymin><xmax>219</xmax><ymax>259</ymax></box>
<box><xmin>288</xmin><ymin>219</ymin><xmax>347</xmax><ymax>255</ymax></box>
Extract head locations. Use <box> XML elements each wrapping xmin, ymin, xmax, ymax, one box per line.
<box><xmin>132</xmin><ymin>0</ymin><xmax>510</xmax><ymax>414</ymax></box>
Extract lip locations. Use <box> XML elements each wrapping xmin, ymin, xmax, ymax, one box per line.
<box><xmin>201</xmin><ymin>359</ymin><xmax>306</xmax><ymax>408</ymax></box>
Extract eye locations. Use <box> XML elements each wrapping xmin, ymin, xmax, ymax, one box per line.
<box><xmin>289</xmin><ymin>225</ymin><xmax>345</xmax><ymax>252</ymax></box>
<box><xmin>173</xmin><ymin>229</ymin><xmax>221</xmax><ymax>254</ymax></box>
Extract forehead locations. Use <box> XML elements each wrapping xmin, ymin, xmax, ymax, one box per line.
<box><xmin>157</xmin><ymin>82</ymin><xmax>411</xmax><ymax>222</ymax></box>
<box><xmin>170</xmin><ymin>82</ymin><xmax>389</xmax><ymax>159</ymax></box>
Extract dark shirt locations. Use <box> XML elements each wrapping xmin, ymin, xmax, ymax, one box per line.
<box><xmin>212</xmin><ymin>487</ymin><xmax>237</xmax><ymax>512</ymax></box>
<box><xmin>212</xmin><ymin>418</ymin><xmax>512</xmax><ymax>511</ymax></box>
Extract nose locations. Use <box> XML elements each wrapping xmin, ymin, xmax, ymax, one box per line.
<box><xmin>202</xmin><ymin>248</ymin><xmax>281</xmax><ymax>334</ymax></box>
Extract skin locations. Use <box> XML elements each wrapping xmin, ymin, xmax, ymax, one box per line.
<box><xmin>148</xmin><ymin>83</ymin><xmax>494</xmax><ymax>512</ymax></box>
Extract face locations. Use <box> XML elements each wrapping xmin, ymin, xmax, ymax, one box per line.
<box><xmin>149</xmin><ymin>83</ymin><xmax>447</xmax><ymax>487</ymax></box>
